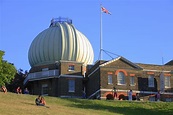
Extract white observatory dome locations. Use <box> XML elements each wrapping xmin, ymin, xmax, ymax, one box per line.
<box><xmin>28</xmin><ymin>18</ymin><xmax>94</xmax><ymax>67</ymax></box>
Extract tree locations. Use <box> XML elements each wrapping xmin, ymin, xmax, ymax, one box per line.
<box><xmin>0</xmin><ymin>50</ymin><xmax>16</xmax><ymax>86</ymax></box>
<box><xmin>7</xmin><ymin>69</ymin><xmax>28</xmax><ymax>92</ymax></box>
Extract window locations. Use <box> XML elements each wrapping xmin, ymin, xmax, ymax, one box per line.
<box><xmin>42</xmin><ymin>84</ymin><xmax>48</xmax><ymax>95</ymax></box>
<box><xmin>130</xmin><ymin>76</ymin><xmax>135</xmax><ymax>86</ymax></box>
<box><xmin>68</xmin><ymin>79</ymin><xmax>75</xmax><ymax>92</ymax></box>
<box><xmin>148</xmin><ymin>75</ymin><xmax>154</xmax><ymax>87</ymax></box>
<box><xmin>68</xmin><ymin>65</ymin><xmax>75</xmax><ymax>71</ymax></box>
<box><xmin>42</xmin><ymin>68</ymin><xmax>48</xmax><ymax>71</ymax></box>
<box><xmin>42</xmin><ymin>68</ymin><xmax>49</xmax><ymax>76</ymax></box>
<box><xmin>108</xmin><ymin>74</ymin><xmax>113</xmax><ymax>84</ymax></box>
<box><xmin>117</xmin><ymin>72</ymin><xmax>125</xmax><ymax>85</ymax></box>
<box><xmin>165</xmin><ymin>76</ymin><xmax>170</xmax><ymax>88</ymax></box>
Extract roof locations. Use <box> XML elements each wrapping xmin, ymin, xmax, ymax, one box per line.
<box><xmin>136</xmin><ymin>63</ymin><xmax>173</xmax><ymax>71</ymax></box>
<box><xmin>28</xmin><ymin>18</ymin><xmax>94</xmax><ymax>67</ymax></box>
<box><xmin>100</xmin><ymin>56</ymin><xmax>142</xmax><ymax>69</ymax></box>
<box><xmin>99</xmin><ymin>56</ymin><xmax>173</xmax><ymax>72</ymax></box>
<box><xmin>165</xmin><ymin>60</ymin><xmax>173</xmax><ymax>65</ymax></box>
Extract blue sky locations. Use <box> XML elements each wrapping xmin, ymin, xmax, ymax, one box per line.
<box><xmin>0</xmin><ymin>0</ymin><xmax>173</xmax><ymax>71</ymax></box>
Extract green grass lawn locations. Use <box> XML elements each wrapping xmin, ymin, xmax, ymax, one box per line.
<box><xmin>0</xmin><ymin>92</ymin><xmax>173</xmax><ymax>115</ymax></box>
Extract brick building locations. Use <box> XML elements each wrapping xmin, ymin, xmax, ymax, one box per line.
<box><xmin>86</xmin><ymin>56</ymin><xmax>173</xmax><ymax>101</ymax></box>
<box><xmin>24</xmin><ymin>18</ymin><xmax>173</xmax><ymax>101</ymax></box>
<box><xmin>24</xmin><ymin>18</ymin><xmax>93</xmax><ymax>98</ymax></box>
<box><xmin>24</xmin><ymin>60</ymin><xmax>84</xmax><ymax>98</ymax></box>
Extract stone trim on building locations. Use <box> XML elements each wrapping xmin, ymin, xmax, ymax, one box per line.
<box><xmin>115</xmin><ymin>69</ymin><xmax>128</xmax><ymax>76</ymax></box>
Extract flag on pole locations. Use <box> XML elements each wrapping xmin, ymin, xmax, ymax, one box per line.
<box><xmin>101</xmin><ymin>6</ymin><xmax>111</xmax><ymax>15</ymax></box>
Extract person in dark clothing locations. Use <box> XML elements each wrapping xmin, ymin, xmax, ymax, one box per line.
<box><xmin>112</xmin><ymin>87</ymin><xmax>117</xmax><ymax>99</ymax></box>
<box><xmin>35</xmin><ymin>95</ymin><xmax>46</xmax><ymax>106</ymax></box>
<box><xmin>35</xmin><ymin>95</ymin><xmax>42</xmax><ymax>106</ymax></box>
<box><xmin>24</xmin><ymin>88</ymin><xmax>29</xmax><ymax>94</ymax></box>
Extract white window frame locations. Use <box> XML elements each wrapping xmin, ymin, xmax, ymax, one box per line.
<box><xmin>130</xmin><ymin>76</ymin><xmax>135</xmax><ymax>86</ymax></box>
<box><xmin>165</xmin><ymin>76</ymin><xmax>171</xmax><ymax>88</ymax></box>
<box><xmin>148</xmin><ymin>75</ymin><xmax>154</xmax><ymax>87</ymax></box>
<box><xmin>68</xmin><ymin>79</ymin><xmax>75</xmax><ymax>92</ymax></box>
<box><xmin>42</xmin><ymin>68</ymin><xmax>49</xmax><ymax>71</ymax></box>
<box><xmin>117</xmin><ymin>72</ymin><xmax>125</xmax><ymax>85</ymax></box>
<box><xmin>68</xmin><ymin>65</ymin><xmax>75</xmax><ymax>71</ymax></box>
<box><xmin>108</xmin><ymin>74</ymin><xmax>113</xmax><ymax>84</ymax></box>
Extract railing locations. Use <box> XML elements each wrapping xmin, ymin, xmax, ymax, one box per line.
<box><xmin>50</xmin><ymin>17</ymin><xmax>72</xmax><ymax>27</ymax></box>
<box><xmin>23</xmin><ymin>69</ymin><xmax>59</xmax><ymax>85</ymax></box>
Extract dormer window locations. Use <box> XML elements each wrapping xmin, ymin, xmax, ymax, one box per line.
<box><xmin>68</xmin><ymin>65</ymin><xmax>75</xmax><ymax>71</ymax></box>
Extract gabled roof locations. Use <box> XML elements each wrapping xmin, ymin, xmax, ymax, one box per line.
<box><xmin>100</xmin><ymin>56</ymin><xmax>143</xmax><ymax>69</ymax></box>
<box><xmin>165</xmin><ymin>60</ymin><xmax>173</xmax><ymax>65</ymax></box>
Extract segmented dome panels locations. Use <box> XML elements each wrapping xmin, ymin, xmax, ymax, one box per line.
<box><xmin>28</xmin><ymin>18</ymin><xmax>94</xmax><ymax>67</ymax></box>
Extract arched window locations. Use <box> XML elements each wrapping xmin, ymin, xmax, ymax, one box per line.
<box><xmin>117</xmin><ymin>72</ymin><xmax>125</xmax><ymax>85</ymax></box>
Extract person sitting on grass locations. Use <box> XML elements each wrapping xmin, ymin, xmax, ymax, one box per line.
<box><xmin>1</xmin><ymin>86</ymin><xmax>7</xmax><ymax>93</ymax></box>
<box><xmin>40</xmin><ymin>97</ymin><xmax>46</xmax><ymax>106</ymax></box>
<box><xmin>24</xmin><ymin>88</ymin><xmax>29</xmax><ymax>94</ymax></box>
<box><xmin>35</xmin><ymin>95</ymin><xmax>41</xmax><ymax>105</ymax></box>
<box><xmin>35</xmin><ymin>95</ymin><xmax>46</xmax><ymax>106</ymax></box>
<box><xmin>16</xmin><ymin>87</ymin><xmax>22</xmax><ymax>94</ymax></box>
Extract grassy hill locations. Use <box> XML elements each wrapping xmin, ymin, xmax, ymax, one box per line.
<box><xmin>0</xmin><ymin>92</ymin><xmax>173</xmax><ymax>115</ymax></box>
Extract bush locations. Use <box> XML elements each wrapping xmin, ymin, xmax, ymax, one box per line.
<box><xmin>119</xmin><ymin>94</ymin><xmax>125</xmax><ymax>100</ymax></box>
<box><xmin>106</xmin><ymin>94</ymin><xmax>114</xmax><ymax>100</ymax></box>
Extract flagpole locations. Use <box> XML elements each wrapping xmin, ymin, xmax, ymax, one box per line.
<box><xmin>100</xmin><ymin>4</ymin><xmax>102</xmax><ymax>60</ymax></box>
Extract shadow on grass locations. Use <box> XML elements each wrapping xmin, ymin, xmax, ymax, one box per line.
<box><xmin>21</xmin><ymin>102</ymin><xmax>35</xmax><ymax>106</ymax></box>
<box><xmin>61</xmin><ymin>98</ymin><xmax>173</xmax><ymax>115</ymax></box>
<box><xmin>21</xmin><ymin>102</ymin><xmax>50</xmax><ymax>108</ymax></box>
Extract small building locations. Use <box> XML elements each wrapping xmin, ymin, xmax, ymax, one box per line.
<box><xmin>86</xmin><ymin>56</ymin><xmax>173</xmax><ymax>101</ymax></box>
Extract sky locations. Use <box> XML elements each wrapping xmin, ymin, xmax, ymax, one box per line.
<box><xmin>0</xmin><ymin>0</ymin><xmax>173</xmax><ymax>71</ymax></box>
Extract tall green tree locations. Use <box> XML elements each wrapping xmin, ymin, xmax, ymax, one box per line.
<box><xmin>0</xmin><ymin>50</ymin><xmax>16</xmax><ymax>86</ymax></box>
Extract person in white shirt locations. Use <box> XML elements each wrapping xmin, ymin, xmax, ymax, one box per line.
<box><xmin>128</xmin><ymin>90</ymin><xmax>133</xmax><ymax>101</ymax></box>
